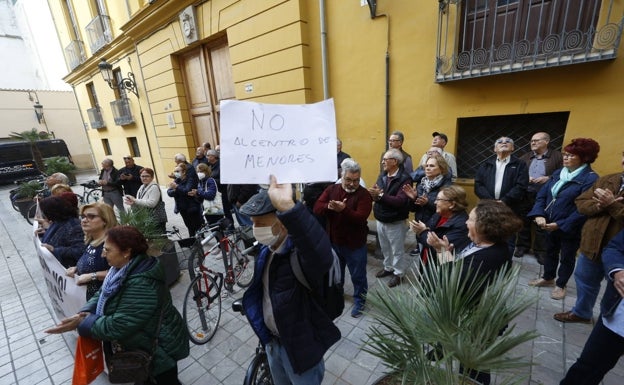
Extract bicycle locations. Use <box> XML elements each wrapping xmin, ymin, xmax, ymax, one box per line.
<box><xmin>232</xmin><ymin>298</ymin><xmax>273</xmax><ymax>385</ymax></box>
<box><xmin>76</xmin><ymin>180</ymin><xmax>102</xmax><ymax>204</ymax></box>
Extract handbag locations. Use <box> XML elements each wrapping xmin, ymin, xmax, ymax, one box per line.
<box><xmin>153</xmin><ymin>199</ymin><xmax>168</xmax><ymax>223</ymax></box>
<box><xmin>105</xmin><ymin>309</ymin><xmax>164</xmax><ymax>384</ymax></box>
<box><xmin>73</xmin><ymin>336</ymin><xmax>104</xmax><ymax>385</ymax></box>
<box><xmin>203</xmin><ymin>178</ymin><xmax>224</xmax><ymax>215</ymax></box>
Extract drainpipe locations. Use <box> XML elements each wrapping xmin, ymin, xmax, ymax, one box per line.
<box><xmin>319</xmin><ymin>0</ymin><xmax>329</xmax><ymax>99</ymax></box>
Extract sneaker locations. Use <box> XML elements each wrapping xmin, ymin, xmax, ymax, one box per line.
<box><xmin>554</xmin><ymin>311</ymin><xmax>591</xmax><ymax>324</ymax></box>
<box><xmin>351</xmin><ymin>304</ymin><xmax>364</xmax><ymax>318</ymax></box>
<box><xmin>409</xmin><ymin>248</ymin><xmax>420</xmax><ymax>257</ymax></box>
<box><xmin>513</xmin><ymin>247</ymin><xmax>526</xmax><ymax>258</ymax></box>
<box><xmin>551</xmin><ymin>286</ymin><xmax>566</xmax><ymax>300</ymax></box>
<box><xmin>375</xmin><ymin>269</ymin><xmax>394</xmax><ymax>278</ymax></box>
<box><xmin>528</xmin><ymin>278</ymin><xmax>555</xmax><ymax>287</ymax></box>
<box><xmin>388</xmin><ymin>275</ymin><xmax>403</xmax><ymax>288</ymax></box>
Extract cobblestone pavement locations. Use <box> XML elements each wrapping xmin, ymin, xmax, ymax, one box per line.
<box><xmin>0</xmin><ymin>171</ymin><xmax>622</xmax><ymax>384</ymax></box>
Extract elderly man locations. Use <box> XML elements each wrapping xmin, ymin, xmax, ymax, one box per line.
<box><xmin>192</xmin><ymin>146</ymin><xmax>209</xmax><ymax>168</ymax></box>
<box><xmin>369</xmin><ymin>148</ymin><xmax>412</xmax><ymax>287</ymax></box>
<box><xmin>314</xmin><ymin>158</ymin><xmax>373</xmax><ymax>317</ymax></box>
<box><xmin>380</xmin><ymin>131</ymin><xmax>413</xmax><ymax>174</ymax></box>
<box><xmin>97</xmin><ymin>159</ymin><xmax>124</xmax><ymax>213</ymax></box>
<box><xmin>117</xmin><ymin>155</ymin><xmax>143</xmax><ymax>197</ymax></box>
<box><xmin>240</xmin><ymin>176</ymin><xmax>340</xmax><ymax>385</ymax></box>
<box><xmin>418</xmin><ymin>132</ymin><xmax>458</xmax><ymax>180</ymax></box>
<box><xmin>516</xmin><ymin>132</ymin><xmax>563</xmax><ymax>259</ymax></box>
<box><xmin>553</xmin><ymin>152</ymin><xmax>624</xmax><ymax>324</ymax></box>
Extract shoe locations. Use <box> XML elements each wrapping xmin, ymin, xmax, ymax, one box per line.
<box><xmin>554</xmin><ymin>311</ymin><xmax>591</xmax><ymax>324</ymax></box>
<box><xmin>513</xmin><ymin>247</ymin><xmax>526</xmax><ymax>258</ymax></box>
<box><xmin>409</xmin><ymin>248</ymin><xmax>420</xmax><ymax>257</ymax></box>
<box><xmin>388</xmin><ymin>275</ymin><xmax>403</xmax><ymax>288</ymax></box>
<box><xmin>528</xmin><ymin>278</ymin><xmax>555</xmax><ymax>287</ymax></box>
<box><xmin>376</xmin><ymin>269</ymin><xmax>394</xmax><ymax>278</ymax></box>
<box><xmin>351</xmin><ymin>304</ymin><xmax>364</xmax><ymax>318</ymax></box>
<box><xmin>551</xmin><ymin>287</ymin><xmax>566</xmax><ymax>300</ymax></box>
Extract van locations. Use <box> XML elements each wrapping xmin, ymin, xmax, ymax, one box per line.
<box><xmin>0</xmin><ymin>139</ymin><xmax>73</xmax><ymax>184</ymax></box>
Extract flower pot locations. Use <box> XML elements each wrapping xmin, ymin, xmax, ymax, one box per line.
<box><xmin>14</xmin><ymin>199</ymin><xmax>34</xmax><ymax>218</ymax></box>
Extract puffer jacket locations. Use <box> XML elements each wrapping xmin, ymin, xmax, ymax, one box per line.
<box><xmin>242</xmin><ymin>202</ymin><xmax>341</xmax><ymax>374</ymax></box>
<box><xmin>373</xmin><ymin>170</ymin><xmax>411</xmax><ymax>223</ymax></box>
<box><xmin>576</xmin><ymin>173</ymin><xmax>624</xmax><ymax>261</ymax></box>
<box><xmin>527</xmin><ymin>166</ymin><xmax>599</xmax><ymax>235</ymax></box>
<box><xmin>78</xmin><ymin>255</ymin><xmax>189</xmax><ymax>377</ymax></box>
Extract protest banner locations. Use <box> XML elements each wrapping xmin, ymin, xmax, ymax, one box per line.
<box><xmin>219</xmin><ymin>99</ymin><xmax>338</xmax><ymax>184</ymax></box>
<box><xmin>33</xmin><ymin>222</ymin><xmax>86</xmax><ymax>321</ymax></box>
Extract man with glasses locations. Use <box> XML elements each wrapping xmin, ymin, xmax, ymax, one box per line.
<box><xmin>118</xmin><ymin>155</ymin><xmax>144</xmax><ymax>197</ymax></box>
<box><xmin>475</xmin><ymin>137</ymin><xmax>529</xmax><ymax>252</ymax></box>
<box><xmin>517</xmin><ymin>133</ymin><xmax>563</xmax><ymax>260</ymax></box>
<box><xmin>97</xmin><ymin>158</ymin><xmax>125</xmax><ymax>213</ymax></box>
<box><xmin>380</xmin><ymin>131</ymin><xmax>413</xmax><ymax>174</ymax></box>
<box><xmin>314</xmin><ymin>158</ymin><xmax>372</xmax><ymax>317</ymax></box>
<box><xmin>369</xmin><ymin>149</ymin><xmax>412</xmax><ymax>287</ymax></box>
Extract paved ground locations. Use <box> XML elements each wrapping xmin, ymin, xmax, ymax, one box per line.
<box><xmin>0</xmin><ymin>170</ymin><xmax>622</xmax><ymax>384</ymax></box>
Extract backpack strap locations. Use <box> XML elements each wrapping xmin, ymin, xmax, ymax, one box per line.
<box><xmin>290</xmin><ymin>250</ymin><xmax>312</xmax><ymax>291</ymax></box>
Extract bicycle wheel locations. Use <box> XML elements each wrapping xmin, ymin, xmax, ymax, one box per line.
<box><xmin>183</xmin><ymin>272</ymin><xmax>222</xmax><ymax>344</ymax></box>
<box><xmin>26</xmin><ymin>203</ymin><xmax>38</xmax><ymax>225</ymax></box>
<box><xmin>85</xmin><ymin>188</ymin><xmax>101</xmax><ymax>203</ymax></box>
<box><xmin>244</xmin><ymin>351</ymin><xmax>273</xmax><ymax>385</ymax></box>
<box><xmin>232</xmin><ymin>247</ymin><xmax>254</xmax><ymax>288</ymax></box>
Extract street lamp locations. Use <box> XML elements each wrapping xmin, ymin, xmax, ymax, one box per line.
<box><xmin>33</xmin><ymin>103</ymin><xmax>44</xmax><ymax>123</ymax></box>
<box><xmin>98</xmin><ymin>58</ymin><xmax>139</xmax><ymax>97</ymax></box>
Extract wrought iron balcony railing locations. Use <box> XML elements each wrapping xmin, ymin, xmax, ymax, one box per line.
<box><xmin>86</xmin><ymin>107</ymin><xmax>105</xmax><ymax>129</ymax></box>
<box><xmin>64</xmin><ymin>40</ymin><xmax>86</xmax><ymax>70</ymax></box>
<box><xmin>110</xmin><ymin>98</ymin><xmax>134</xmax><ymax>126</ymax></box>
<box><xmin>435</xmin><ymin>0</ymin><xmax>624</xmax><ymax>82</ymax></box>
<box><xmin>85</xmin><ymin>14</ymin><xmax>112</xmax><ymax>54</ymax></box>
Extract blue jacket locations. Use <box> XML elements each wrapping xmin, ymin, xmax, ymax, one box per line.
<box><xmin>601</xmin><ymin>229</ymin><xmax>624</xmax><ymax>317</ymax></box>
<box><xmin>167</xmin><ymin>175</ymin><xmax>201</xmax><ymax>213</ymax></box>
<box><xmin>474</xmin><ymin>155</ymin><xmax>528</xmax><ymax>214</ymax></box>
<box><xmin>41</xmin><ymin>218</ymin><xmax>85</xmax><ymax>267</ymax></box>
<box><xmin>412</xmin><ymin>174</ymin><xmax>452</xmax><ymax>223</ymax></box>
<box><xmin>527</xmin><ymin>166</ymin><xmax>599</xmax><ymax>235</ymax></box>
<box><xmin>417</xmin><ymin>211</ymin><xmax>471</xmax><ymax>261</ymax></box>
<box><xmin>242</xmin><ymin>202</ymin><xmax>340</xmax><ymax>374</ymax></box>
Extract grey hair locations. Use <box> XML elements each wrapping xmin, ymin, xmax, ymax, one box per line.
<box><xmin>385</xmin><ymin>148</ymin><xmax>404</xmax><ymax>164</ymax></box>
<box><xmin>340</xmin><ymin>158</ymin><xmax>361</xmax><ymax>177</ymax></box>
<box><xmin>206</xmin><ymin>149</ymin><xmax>219</xmax><ymax>158</ymax></box>
<box><xmin>174</xmin><ymin>153</ymin><xmax>187</xmax><ymax>162</ymax></box>
<box><xmin>52</xmin><ymin>172</ymin><xmax>69</xmax><ymax>184</ymax></box>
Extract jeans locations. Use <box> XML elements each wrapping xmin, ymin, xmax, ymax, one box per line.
<box><xmin>560</xmin><ymin>317</ymin><xmax>624</xmax><ymax>385</ymax></box>
<box><xmin>542</xmin><ymin>230</ymin><xmax>580</xmax><ymax>288</ymax></box>
<box><xmin>376</xmin><ymin>220</ymin><xmax>408</xmax><ymax>276</ymax></box>
<box><xmin>333</xmin><ymin>244</ymin><xmax>368</xmax><ymax>307</ymax></box>
<box><xmin>265</xmin><ymin>339</ymin><xmax>325</xmax><ymax>385</ymax></box>
<box><xmin>571</xmin><ymin>253</ymin><xmax>605</xmax><ymax>319</ymax></box>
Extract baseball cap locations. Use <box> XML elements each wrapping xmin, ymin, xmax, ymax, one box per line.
<box><xmin>432</xmin><ymin>132</ymin><xmax>448</xmax><ymax>142</ymax></box>
<box><xmin>239</xmin><ymin>189</ymin><xmax>276</xmax><ymax>217</ymax></box>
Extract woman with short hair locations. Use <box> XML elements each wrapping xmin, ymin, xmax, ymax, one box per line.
<box><xmin>167</xmin><ymin>162</ymin><xmax>203</xmax><ymax>236</ymax></box>
<box><xmin>125</xmin><ymin>167</ymin><xmax>167</xmax><ymax>233</ymax></box>
<box><xmin>39</xmin><ymin>195</ymin><xmax>85</xmax><ymax>267</ymax></box>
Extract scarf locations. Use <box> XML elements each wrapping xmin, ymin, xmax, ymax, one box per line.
<box><xmin>420</xmin><ymin>174</ymin><xmax>445</xmax><ymax>194</ymax></box>
<box><xmin>551</xmin><ymin>164</ymin><xmax>587</xmax><ymax>198</ymax></box>
<box><xmin>96</xmin><ymin>262</ymin><xmax>131</xmax><ymax>316</ymax></box>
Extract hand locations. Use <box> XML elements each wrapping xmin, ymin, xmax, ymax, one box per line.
<box><xmin>530</xmin><ymin>176</ymin><xmax>550</xmax><ymax>185</ymax></box>
<box><xmin>534</xmin><ymin>216</ymin><xmax>547</xmax><ymax>227</ymax></box>
<box><xmin>267</xmin><ymin>175</ymin><xmax>295</xmax><ymax>212</ymax></box>
<box><xmin>402</xmin><ymin>184</ymin><xmax>417</xmax><ymax>200</ymax></box>
<box><xmin>42</xmin><ymin>243</ymin><xmax>54</xmax><ymax>253</ymax></box>
<box><xmin>542</xmin><ymin>222</ymin><xmax>559</xmax><ymax>232</ymax></box>
<box><xmin>414</xmin><ymin>194</ymin><xmax>428</xmax><ymax>206</ymax></box>
<box><xmin>187</xmin><ymin>189</ymin><xmax>197</xmax><ymax>197</ymax></box>
<box><xmin>124</xmin><ymin>195</ymin><xmax>135</xmax><ymax>205</ymax></box>
<box><xmin>427</xmin><ymin>231</ymin><xmax>450</xmax><ymax>250</ymax></box>
<box><xmin>168</xmin><ymin>182</ymin><xmax>177</xmax><ymax>189</ymax></box>
<box><xmin>98</xmin><ymin>180</ymin><xmax>107</xmax><ymax>186</ymax></box>
<box><xmin>76</xmin><ymin>274</ymin><xmax>91</xmax><ymax>285</ymax></box>
<box><xmin>368</xmin><ymin>185</ymin><xmax>382</xmax><ymax>200</ymax></box>
<box><xmin>45</xmin><ymin>312</ymin><xmax>88</xmax><ymax>334</ymax></box>
<box><xmin>66</xmin><ymin>266</ymin><xmax>77</xmax><ymax>277</ymax></box>
<box><xmin>593</xmin><ymin>188</ymin><xmax>623</xmax><ymax>208</ymax></box>
<box><xmin>613</xmin><ymin>270</ymin><xmax>624</xmax><ymax>298</ymax></box>
<box><xmin>328</xmin><ymin>199</ymin><xmax>346</xmax><ymax>212</ymax></box>
<box><xmin>409</xmin><ymin>219</ymin><xmax>427</xmax><ymax>235</ymax></box>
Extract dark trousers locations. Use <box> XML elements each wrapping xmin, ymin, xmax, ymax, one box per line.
<box><xmin>560</xmin><ymin>317</ymin><xmax>624</xmax><ymax>385</ymax></box>
<box><xmin>181</xmin><ymin>208</ymin><xmax>204</xmax><ymax>237</ymax></box>
<box><xmin>516</xmin><ymin>191</ymin><xmax>547</xmax><ymax>254</ymax></box>
<box><xmin>138</xmin><ymin>364</ymin><xmax>181</xmax><ymax>385</ymax></box>
<box><xmin>542</xmin><ymin>230</ymin><xmax>580</xmax><ymax>288</ymax></box>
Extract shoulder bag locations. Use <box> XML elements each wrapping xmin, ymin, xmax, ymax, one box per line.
<box><xmin>203</xmin><ymin>178</ymin><xmax>224</xmax><ymax>215</ymax></box>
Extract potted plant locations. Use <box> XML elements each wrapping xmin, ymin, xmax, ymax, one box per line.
<box><xmin>44</xmin><ymin>156</ymin><xmax>77</xmax><ymax>185</ymax></box>
<box><xmin>364</xmin><ymin>261</ymin><xmax>538</xmax><ymax>385</ymax></box>
<box><xmin>12</xmin><ymin>180</ymin><xmax>44</xmax><ymax>217</ymax></box>
<box><xmin>9</xmin><ymin>128</ymin><xmax>51</xmax><ymax>173</ymax></box>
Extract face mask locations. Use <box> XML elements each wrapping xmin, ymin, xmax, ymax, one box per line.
<box><xmin>197</xmin><ymin>172</ymin><xmax>206</xmax><ymax>180</ymax></box>
<box><xmin>173</xmin><ymin>172</ymin><xmax>181</xmax><ymax>178</ymax></box>
<box><xmin>253</xmin><ymin>223</ymin><xmax>281</xmax><ymax>246</ymax></box>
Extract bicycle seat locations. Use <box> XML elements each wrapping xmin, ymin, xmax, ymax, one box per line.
<box><xmin>232</xmin><ymin>299</ymin><xmax>245</xmax><ymax>315</ymax></box>
<box><xmin>80</xmin><ymin>180</ymin><xmax>100</xmax><ymax>189</ymax></box>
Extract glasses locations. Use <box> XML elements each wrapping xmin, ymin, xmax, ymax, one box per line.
<box><xmin>530</xmin><ymin>138</ymin><xmax>546</xmax><ymax>143</ymax></box>
<box><xmin>435</xmin><ymin>198</ymin><xmax>452</xmax><ymax>202</ymax></box>
<box><xmin>562</xmin><ymin>153</ymin><xmax>577</xmax><ymax>158</ymax></box>
<box><xmin>140</xmin><ymin>174</ymin><xmax>152</xmax><ymax>178</ymax></box>
<box><xmin>495</xmin><ymin>139</ymin><xmax>513</xmax><ymax>144</ymax></box>
<box><xmin>123</xmin><ymin>157</ymin><xmax>132</xmax><ymax>160</ymax></box>
<box><xmin>388</xmin><ymin>139</ymin><xmax>401</xmax><ymax>142</ymax></box>
<box><xmin>381</xmin><ymin>158</ymin><xmax>396</xmax><ymax>162</ymax></box>
<box><xmin>343</xmin><ymin>177</ymin><xmax>360</xmax><ymax>184</ymax></box>
<box><xmin>80</xmin><ymin>213</ymin><xmax>100</xmax><ymax>221</ymax></box>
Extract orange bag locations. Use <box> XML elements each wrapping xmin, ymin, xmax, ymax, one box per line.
<box><xmin>72</xmin><ymin>336</ymin><xmax>104</xmax><ymax>385</ymax></box>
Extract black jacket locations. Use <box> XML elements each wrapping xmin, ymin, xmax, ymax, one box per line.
<box><xmin>373</xmin><ymin>170</ymin><xmax>411</xmax><ymax>223</ymax></box>
<box><xmin>474</xmin><ymin>155</ymin><xmax>529</xmax><ymax>214</ymax></box>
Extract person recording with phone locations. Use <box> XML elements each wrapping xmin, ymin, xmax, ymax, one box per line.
<box><xmin>118</xmin><ymin>155</ymin><xmax>144</xmax><ymax>198</ymax></box>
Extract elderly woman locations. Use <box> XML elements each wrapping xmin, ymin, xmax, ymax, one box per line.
<box><xmin>39</xmin><ymin>195</ymin><xmax>85</xmax><ymax>267</ymax></box>
<box><xmin>46</xmin><ymin>226</ymin><xmax>190</xmax><ymax>385</ymax></box>
<box><xmin>167</xmin><ymin>162</ymin><xmax>203</xmax><ymax>237</ymax></box>
<box><xmin>528</xmin><ymin>138</ymin><xmax>600</xmax><ymax>300</ymax></box>
<box><xmin>410</xmin><ymin>185</ymin><xmax>471</xmax><ymax>266</ymax></box>
<box><xmin>191</xmin><ymin>162</ymin><xmax>224</xmax><ymax>225</ymax></box>
<box><xmin>66</xmin><ymin>202</ymin><xmax>118</xmax><ymax>299</ymax></box>
<box><xmin>125</xmin><ymin>167</ymin><xmax>167</xmax><ymax>233</ymax></box>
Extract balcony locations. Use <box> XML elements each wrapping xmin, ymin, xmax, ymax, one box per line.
<box><xmin>435</xmin><ymin>0</ymin><xmax>624</xmax><ymax>82</ymax></box>
<box><xmin>86</xmin><ymin>107</ymin><xmax>105</xmax><ymax>129</ymax></box>
<box><xmin>64</xmin><ymin>40</ymin><xmax>86</xmax><ymax>70</ymax></box>
<box><xmin>110</xmin><ymin>98</ymin><xmax>134</xmax><ymax>126</ymax></box>
<box><xmin>85</xmin><ymin>15</ymin><xmax>112</xmax><ymax>54</ymax></box>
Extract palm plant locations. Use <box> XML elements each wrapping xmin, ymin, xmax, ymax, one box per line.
<box><xmin>118</xmin><ymin>206</ymin><xmax>167</xmax><ymax>253</ymax></box>
<box><xmin>364</xmin><ymin>261</ymin><xmax>538</xmax><ymax>385</ymax></box>
<box><xmin>10</xmin><ymin>128</ymin><xmax>51</xmax><ymax>172</ymax></box>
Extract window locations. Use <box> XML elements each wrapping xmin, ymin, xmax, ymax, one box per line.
<box><xmin>102</xmin><ymin>139</ymin><xmax>111</xmax><ymax>155</ymax></box>
<box><xmin>127</xmin><ymin>137</ymin><xmax>140</xmax><ymax>157</ymax></box>
<box><xmin>456</xmin><ymin>111</ymin><xmax>568</xmax><ymax>179</ymax></box>
<box><xmin>113</xmin><ymin>68</ymin><xmax>128</xmax><ymax>100</ymax></box>
<box><xmin>86</xmin><ymin>83</ymin><xmax>105</xmax><ymax>129</ymax></box>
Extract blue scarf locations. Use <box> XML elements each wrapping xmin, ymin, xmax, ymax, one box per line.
<box><xmin>551</xmin><ymin>164</ymin><xmax>587</xmax><ymax>198</ymax></box>
<box><xmin>96</xmin><ymin>263</ymin><xmax>131</xmax><ymax>316</ymax></box>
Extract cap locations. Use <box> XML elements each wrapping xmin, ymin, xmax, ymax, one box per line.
<box><xmin>432</xmin><ymin>132</ymin><xmax>448</xmax><ymax>143</ymax></box>
<box><xmin>239</xmin><ymin>189</ymin><xmax>276</xmax><ymax>217</ymax></box>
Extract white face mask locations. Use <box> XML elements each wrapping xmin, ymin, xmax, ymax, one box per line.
<box><xmin>253</xmin><ymin>222</ymin><xmax>281</xmax><ymax>246</ymax></box>
<box><xmin>197</xmin><ymin>172</ymin><xmax>206</xmax><ymax>180</ymax></box>
<box><xmin>173</xmin><ymin>172</ymin><xmax>182</xmax><ymax>178</ymax></box>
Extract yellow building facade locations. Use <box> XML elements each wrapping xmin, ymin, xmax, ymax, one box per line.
<box><xmin>49</xmin><ymin>0</ymin><xmax>624</xmax><ymax>203</ymax></box>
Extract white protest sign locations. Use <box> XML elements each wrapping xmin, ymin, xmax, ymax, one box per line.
<box><xmin>219</xmin><ymin>99</ymin><xmax>338</xmax><ymax>184</ymax></box>
<box><xmin>33</xmin><ymin>225</ymin><xmax>86</xmax><ymax>321</ymax></box>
